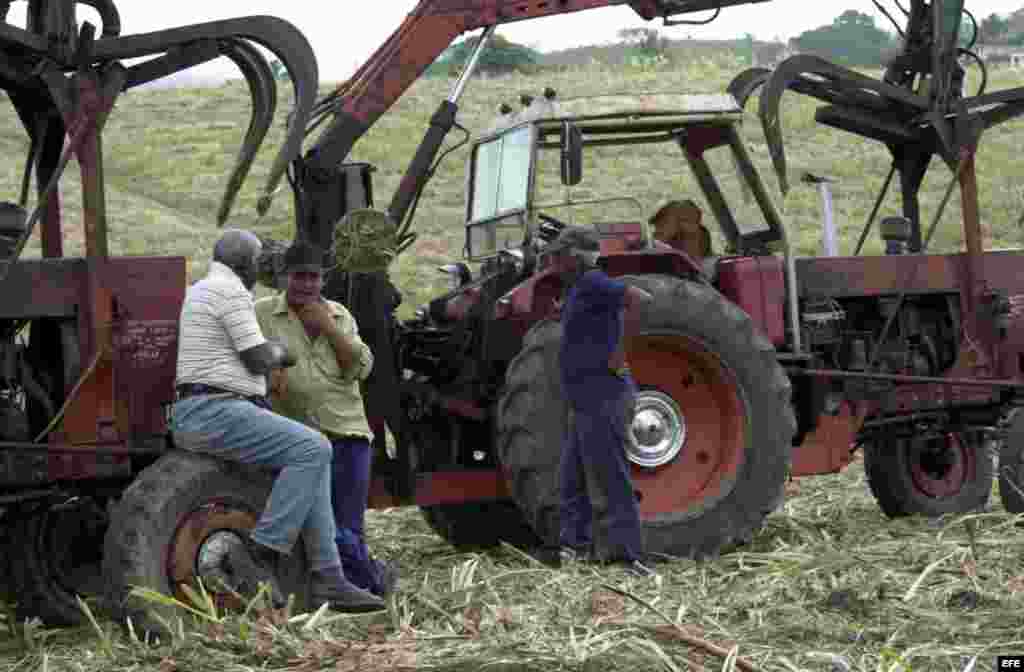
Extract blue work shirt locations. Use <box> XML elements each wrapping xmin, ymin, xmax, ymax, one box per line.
<box><xmin>559</xmin><ymin>269</ymin><xmax>633</xmax><ymax>407</ymax></box>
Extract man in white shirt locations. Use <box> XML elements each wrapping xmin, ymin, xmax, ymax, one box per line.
<box><xmin>170</xmin><ymin>229</ymin><xmax>384</xmax><ymax>613</ymax></box>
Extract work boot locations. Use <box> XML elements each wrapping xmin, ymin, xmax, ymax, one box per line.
<box><xmin>311</xmin><ymin>567</ymin><xmax>386</xmax><ymax>613</ymax></box>
<box><xmin>225</xmin><ymin>537</ymin><xmax>286</xmax><ymax>609</ymax></box>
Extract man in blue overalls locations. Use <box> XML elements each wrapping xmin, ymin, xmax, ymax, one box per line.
<box><xmin>546</xmin><ymin>225</ymin><xmax>655</xmax><ymax>576</ymax></box>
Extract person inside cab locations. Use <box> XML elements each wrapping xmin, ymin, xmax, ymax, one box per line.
<box><xmin>649</xmin><ymin>199</ymin><xmax>712</xmax><ymax>261</ymax></box>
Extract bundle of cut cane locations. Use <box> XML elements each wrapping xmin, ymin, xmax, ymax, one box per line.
<box><xmin>329</xmin><ymin>208</ymin><xmax>416</xmax><ymax>275</ymax></box>
<box><xmin>255</xmin><ymin>234</ymin><xmax>289</xmax><ymax>289</ymax></box>
<box><xmin>253</xmin><ymin>208</ymin><xmax>416</xmax><ymax>289</ymax></box>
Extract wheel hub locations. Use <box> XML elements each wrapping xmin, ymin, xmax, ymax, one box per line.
<box><xmin>168</xmin><ymin>502</ymin><xmax>257</xmax><ymax>608</ymax></box>
<box><xmin>196</xmin><ymin>529</ymin><xmax>246</xmax><ymax>591</ymax></box>
<box><xmin>626</xmin><ymin>390</ymin><xmax>686</xmax><ymax>468</ymax></box>
<box><xmin>909</xmin><ymin>433</ymin><xmax>970</xmax><ymax>498</ymax></box>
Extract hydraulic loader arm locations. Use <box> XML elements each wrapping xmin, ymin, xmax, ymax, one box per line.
<box><xmin>292</xmin><ymin>0</ymin><xmax>771</xmax><ymax>249</ymax></box>
<box><xmin>305</xmin><ymin>0</ymin><xmax>768</xmax><ymax>172</ymax></box>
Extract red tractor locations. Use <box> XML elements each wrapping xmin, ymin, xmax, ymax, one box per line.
<box><xmin>1</xmin><ymin>0</ymin><xmax>1023</xmax><ymax>637</ymax></box>
<box><xmin>288</xmin><ymin>0</ymin><xmax>1024</xmax><ymax>560</ymax></box>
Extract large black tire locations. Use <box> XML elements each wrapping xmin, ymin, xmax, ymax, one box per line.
<box><xmin>864</xmin><ymin>431</ymin><xmax>994</xmax><ymax>518</ymax></box>
<box><xmin>408</xmin><ymin>420</ymin><xmax>541</xmax><ymax>550</ymax></box>
<box><xmin>497</xmin><ymin>274</ymin><xmax>795</xmax><ymax>559</ymax></box>
<box><xmin>102</xmin><ymin>451</ymin><xmax>311</xmax><ymax>636</ymax></box>
<box><xmin>10</xmin><ymin>497</ymin><xmax>108</xmax><ymax>627</ymax></box>
<box><xmin>420</xmin><ymin>501</ymin><xmax>542</xmax><ymax>551</ymax></box>
<box><xmin>998</xmin><ymin>411</ymin><xmax>1024</xmax><ymax>514</ymax></box>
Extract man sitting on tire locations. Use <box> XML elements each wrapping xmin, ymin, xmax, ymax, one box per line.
<box><xmin>546</xmin><ymin>226</ymin><xmax>656</xmax><ymax>576</ymax></box>
<box><xmin>255</xmin><ymin>241</ymin><xmax>399</xmax><ymax>599</ymax></box>
<box><xmin>170</xmin><ymin>229</ymin><xmax>385</xmax><ymax>613</ymax></box>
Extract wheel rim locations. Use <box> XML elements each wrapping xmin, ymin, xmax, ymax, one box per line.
<box><xmin>166</xmin><ymin>500</ymin><xmax>257</xmax><ymax>611</ymax></box>
<box><xmin>908</xmin><ymin>432</ymin><xmax>972</xmax><ymax>498</ymax></box>
<box><xmin>626</xmin><ymin>334</ymin><xmax>747</xmax><ymax>520</ymax></box>
<box><xmin>627</xmin><ymin>389</ymin><xmax>686</xmax><ymax>468</ymax></box>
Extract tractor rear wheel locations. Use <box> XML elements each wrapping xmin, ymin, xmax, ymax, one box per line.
<box><xmin>421</xmin><ymin>501</ymin><xmax>541</xmax><ymax>551</ymax></box>
<box><xmin>102</xmin><ymin>451</ymin><xmax>311</xmax><ymax>637</ymax></box>
<box><xmin>998</xmin><ymin>411</ymin><xmax>1024</xmax><ymax>514</ymax></box>
<box><xmin>497</xmin><ymin>274</ymin><xmax>795</xmax><ymax>559</ymax></box>
<box><xmin>864</xmin><ymin>431</ymin><xmax>993</xmax><ymax>518</ymax></box>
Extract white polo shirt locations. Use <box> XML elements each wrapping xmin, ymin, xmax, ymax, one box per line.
<box><xmin>175</xmin><ymin>261</ymin><xmax>267</xmax><ymax>397</ymax></box>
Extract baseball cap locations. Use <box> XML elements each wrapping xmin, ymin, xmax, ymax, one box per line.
<box><xmin>544</xmin><ymin>225</ymin><xmax>601</xmax><ymax>255</ymax></box>
<box><xmin>283</xmin><ymin>241</ymin><xmax>327</xmax><ymax>272</ymax></box>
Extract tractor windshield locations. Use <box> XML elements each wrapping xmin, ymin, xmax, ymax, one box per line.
<box><xmin>465</xmin><ymin>124</ymin><xmax>535</xmax><ymax>259</ymax></box>
<box><xmin>464</xmin><ymin>97</ymin><xmax>785</xmax><ymax>260</ymax></box>
<box><xmin>470</xmin><ymin>124</ymin><xmax>533</xmax><ymax>221</ymax></box>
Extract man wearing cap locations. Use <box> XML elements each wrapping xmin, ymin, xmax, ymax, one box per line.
<box><xmin>545</xmin><ymin>225</ymin><xmax>655</xmax><ymax>576</ymax></box>
<box><xmin>255</xmin><ymin>241</ymin><xmax>398</xmax><ymax>599</ymax></box>
<box><xmin>171</xmin><ymin>229</ymin><xmax>386</xmax><ymax>613</ymax></box>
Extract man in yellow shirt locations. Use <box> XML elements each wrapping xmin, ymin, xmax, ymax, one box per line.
<box><xmin>255</xmin><ymin>241</ymin><xmax>397</xmax><ymax>597</ymax></box>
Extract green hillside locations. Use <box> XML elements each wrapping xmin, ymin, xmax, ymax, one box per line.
<box><xmin>4</xmin><ymin>61</ymin><xmax>1022</xmax><ymax>318</ymax></box>
<box><xmin>5</xmin><ymin>55</ymin><xmax>1024</xmax><ymax>672</ymax></box>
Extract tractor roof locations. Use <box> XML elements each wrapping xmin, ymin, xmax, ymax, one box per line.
<box><xmin>484</xmin><ymin>92</ymin><xmax>743</xmax><ymax>138</ymax></box>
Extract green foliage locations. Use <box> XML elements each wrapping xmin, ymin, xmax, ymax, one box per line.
<box><xmin>617</xmin><ymin>27</ymin><xmax>673</xmax><ymax>70</ymax></box>
<box><xmin>426</xmin><ymin>34</ymin><xmax>540</xmax><ymax>78</ymax></box>
<box><xmin>794</xmin><ymin>10</ymin><xmax>899</xmax><ymax>67</ymax></box>
<box><xmin>979</xmin><ymin>12</ymin><xmax>1009</xmax><ymax>43</ymax></box>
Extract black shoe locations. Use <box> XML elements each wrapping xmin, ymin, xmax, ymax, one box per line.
<box><xmin>224</xmin><ymin>538</ymin><xmax>286</xmax><ymax>608</ymax></box>
<box><xmin>559</xmin><ymin>546</ymin><xmax>594</xmax><ymax>565</ymax></box>
<box><xmin>311</xmin><ymin>569</ymin><xmax>387</xmax><ymax>613</ymax></box>
<box><xmin>625</xmin><ymin>559</ymin><xmax>658</xmax><ymax>578</ymax></box>
<box><xmin>372</xmin><ymin>560</ymin><xmax>399</xmax><ymax>598</ymax></box>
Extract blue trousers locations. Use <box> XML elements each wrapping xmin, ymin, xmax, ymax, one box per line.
<box><xmin>559</xmin><ymin>378</ymin><xmax>642</xmax><ymax>563</ymax></box>
<box><xmin>169</xmin><ymin>395</ymin><xmax>341</xmax><ymax>571</ymax></box>
<box><xmin>330</xmin><ymin>437</ymin><xmax>382</xmax><ymax>594</ymax></box>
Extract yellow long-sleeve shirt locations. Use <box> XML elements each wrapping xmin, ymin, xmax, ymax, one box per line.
<box><xmin>254</xmin><ymin>293</ymin><xmax>374</xmax><ymax>441</ymax></box>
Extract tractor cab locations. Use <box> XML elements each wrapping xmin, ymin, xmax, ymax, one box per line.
<box><xmin>462</xmin><ymin>89</ymin><xmax>791</xmax><ymax>276</ymax></box>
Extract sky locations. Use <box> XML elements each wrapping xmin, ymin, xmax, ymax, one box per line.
<box><xmin>5</xmin><ymin>1</ymin><xmax>1023</xmax><ymax>83</ymax></box>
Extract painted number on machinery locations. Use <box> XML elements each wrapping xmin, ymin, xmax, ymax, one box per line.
<box><xmin>118</xmin><ymin>321</ymin><xmax>177</xmax><ymax>369</ymax></box>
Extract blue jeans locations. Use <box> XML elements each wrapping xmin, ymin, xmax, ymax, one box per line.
<box><xmin>559</xmin><ymin>377</ymin><xmax>642</xmax><ymax>563</ymax></box>
<box><xmin>331</xmin><ymin>437</ymin><xmax>380</xmax><ymax>593</ymax></box>
<box><xmin>169</xmin><ymin>395</ymin><xmax>341</xmax><ymax>571</ymax></box>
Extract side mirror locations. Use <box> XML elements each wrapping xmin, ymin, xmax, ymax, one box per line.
<box><xmin>560</xmin><ymin>121</ymin><xmax>583</xmax><ymax>187</ymax></box>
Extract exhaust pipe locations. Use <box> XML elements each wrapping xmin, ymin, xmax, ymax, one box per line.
<box><xmin>803</xmin><ymin>173</ymin><xmax>837</xmax><ymax>257</ymax></box>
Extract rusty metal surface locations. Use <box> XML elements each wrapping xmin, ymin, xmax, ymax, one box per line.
<box><xmin>787</xmin><ymin>367</ymin><xmax>1024</xmax><ymax>389</ymax></box>
<box><xmin>790</xmin><ymin>403</ymin><xmax>858</xmax><ymax>477</ymax></box>
<box><xmin>794</xmin><ymin>251</ymin><xmax>1024</xmax><ymax>299</ymax></box>
<box><xmin>413</xmin><ymin>470</ymin><xmax>509</xmax><ymax>507</ymax></box>
<box><xmin>167</xmin><ymin>503</ymin><xmax>257</xmax><ymax>611</ymax></box>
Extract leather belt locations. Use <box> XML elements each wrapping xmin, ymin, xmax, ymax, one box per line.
<box><xmin>175</xmin><ymin>382</ymin><xmax>268</xmax><ymax>408</ymax></box>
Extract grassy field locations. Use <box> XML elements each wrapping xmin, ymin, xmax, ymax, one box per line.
<box><xmin>5</xmin><ymin>58</ymin><xmax>1023</xmax><ymax>312</ymax></box>
<box><xmin>2</xmin><ymin>57</ymin><xmax>1024</xmax><ymax>671</ymax></box>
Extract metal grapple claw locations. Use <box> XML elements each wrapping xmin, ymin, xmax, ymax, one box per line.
<box><xmin>92</xmin><ymin>15</ymin><xmax>319</xmax><ymax>219</ymax></box>
<box><xmin>753</xmin><ymin>54</ymin><xmax>930</xmax><ymax>195</ymax></box>
<box><xmin>77</xmin><ymin>0</ymin><xmax>121</xmax><ymax>37</ymax></box>
<box><xmin>216</xmin><ymin>38</ymin><xmax>278</xmax><ymax>227</ymax></box>
<box><xmin>726</xmin><ymin>67</ymin><xmax>770</xmax><ymax>110</ymax></box>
